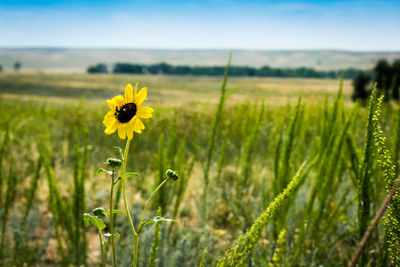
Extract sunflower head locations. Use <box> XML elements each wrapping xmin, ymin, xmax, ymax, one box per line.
<box><xmin>103</xmin><ymin>83</ymin><xmax>154</xmax><ymax>139</ymax></box>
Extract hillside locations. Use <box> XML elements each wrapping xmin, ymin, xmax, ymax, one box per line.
<box><xmin>0</xmin><ymin>48</ymin><xmax>399</xmax><ymax>73</ymax></box>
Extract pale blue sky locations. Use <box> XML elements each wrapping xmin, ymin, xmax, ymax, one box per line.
<box><xmin>0</xmin><ymin>0</ymin><xmax>399</xmax><ymax>50</ymax></box>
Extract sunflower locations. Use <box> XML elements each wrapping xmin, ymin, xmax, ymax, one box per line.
<box><xmin>103</xmin><ymin>83</ymin><xmax>153</xmax><ymax>139</ymax></box>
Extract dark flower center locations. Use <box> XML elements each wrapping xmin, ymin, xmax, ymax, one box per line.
<box><xmin>115</xmin><ymin>103</ymin><xmax>137</xmax><ymax>123</ymax></box>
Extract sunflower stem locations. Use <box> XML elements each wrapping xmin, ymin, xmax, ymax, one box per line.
<box><xmin>121</xmin><ymin>138</ymin><xmax>138</xmax><ymax>267</ymax></box>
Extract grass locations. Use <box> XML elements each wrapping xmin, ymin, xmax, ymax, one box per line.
<box><xmin>0</xmin><ymin>73</ymin><xmax>352</xmax><ymax>106</ymax></box>
<box><xmin>0</xmin><ymin>72</ymin><xmax>399</xmax><ymax>266</ymax></box>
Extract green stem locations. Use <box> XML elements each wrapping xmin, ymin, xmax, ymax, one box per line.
<box><xmin>110</xmin><ymin>170</ymin><xmax>117</xmax><ymax>266</ymax></box>
<box><xmin>134</xmin><ymin>177</ymin><xmax>170</xmax><ymax>267</ymax></box>
<box><xmin>121</xmin><ymin>138</ymin><xmax>138</xmax><ymax>267</ymax></box>
<box><xmin>98</xmin><ymin>230</ymin><xmax>106</xmax><ymax>267</ymax></box>
<box><xmin>133</xmin><ymin>235</ymin><xmax>139</xmax><ymax>267</ymax></box>
<box><xmin>138</xmin><ymin>177</ymin><xmax>170</xmax><ymax>233</ymax></box>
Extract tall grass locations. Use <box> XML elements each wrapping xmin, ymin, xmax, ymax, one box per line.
<box><xmin>0</xmin><ymin>72</ymin><xmax>399</xmax><ymax>265</ymax></box>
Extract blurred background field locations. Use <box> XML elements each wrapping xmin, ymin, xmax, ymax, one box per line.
<box><xmin>0</xmin><ymin>73</ymin><xmax>352</xmax><ymax>106</ymax></box>
<box><xmin>1</xmin><ymin>70</ymin><xmax>399</xmax><ymax>266</ymax></box>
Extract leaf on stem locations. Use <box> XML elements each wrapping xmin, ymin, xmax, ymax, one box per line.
<box><xmin>120</xmin><ymin>172</ymin><xmax>140</xmax><ymax>180</ymax></box>
<box><xmin>83</xmin><ymin>213</ymin><xmax>107</xmax><ymax>231</ymax></box>
<box><xmin>141</xmin><ymin>216</ymin><xmax>177</xmax><ymax>228</ymax></box>
<box><xmin>97</xmin><ymin>168</ymin><xmax>112</xmax><ymax>176</ymax></box>
<box><xmin>105</xmin><ymin>209</ymin><xmax>127</xmax><ymax>217</ymax></box>
<box><xmin>83</xmin><ymin>213</ymin><xmax>91</xmax><ymax>228</ymax></box>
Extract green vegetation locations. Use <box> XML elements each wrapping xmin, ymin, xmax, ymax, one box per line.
<box><xmin>0</xmin><ymin>71</ymin><xmax>399</xmax><ymax>266</ymax></box>
<box><xmin>352</xmin><ymin>59</ymin><xmax>400</xmax><ymax>102</ymax></box>
<box><xmin>106</xmin><ymin>62</ymin><xmax>360</xmax><ymax>79</ymax></box>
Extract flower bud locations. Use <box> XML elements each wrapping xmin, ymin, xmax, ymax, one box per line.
<box><xmin>166</xmin><ymin>169</ymin><xmax>179</xmax><ymax>181</ymax></box>
<box><xmin>104</xmin><ymin>158</ymin><xmax>122</xmax><ymax>168</ymax></box>
<box><xmin>93</xmin><ymin>207</ymin><xmax>106</xmax><ymax>218</ymax></box>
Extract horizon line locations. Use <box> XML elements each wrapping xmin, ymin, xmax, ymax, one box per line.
<box><xmin>1</xmin><ymin>46</ymin><xmax>400</xmax><ymax>53</ymax></box>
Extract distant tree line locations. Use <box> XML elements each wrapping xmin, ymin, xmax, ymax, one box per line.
<box><xmin>87</xmin><ymin>62</ymin><xmax>361</xmax><ymax>79</ymax></box>
<box><xmin>352</xmin><ymin>59</ymin><xmax>400</xmax><ymax>102</ymax></box>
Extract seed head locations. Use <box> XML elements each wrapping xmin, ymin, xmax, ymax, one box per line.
<box><xmin>93</xmin><ymin>207</ymin><xmax>106</xmax><ymax>218</ymax></box>
<box><xmin>104</xmin><ymin>158</ymin><xmax>122</xmax><ymax>169</ymax></box>
<box><xmin>166</xmin><ymin>169</ymin><xmax>179</xmax><ymax>181</ymax></box>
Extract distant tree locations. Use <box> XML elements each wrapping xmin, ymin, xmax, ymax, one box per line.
<box><xmin>174</xmin><ymin>66</ymin><xmax>192</xmax><ymax>75</ymax></box>
<box><xmin>14</xmin><ymin>61</ymin><xmax>21</xmax><ymax>72</ymax></box>
<box><xmin>392</xmin><ymin>59</ymin><xmax>400</xmax><ymax>100</ymax></box>
<box><xmin>148</xmin><ymin>63</ymin><xmax>173</xmax><ymax>74</ymax></box>
<box><xmin>0</xmin><ymin>65</ymin><xmax>3</xmax><ymax>73</ymax></box>
<box><xmin>87</xmin><ymin>63</ymin><xmax>108</xmax><ymax>74</ymax></box>
<box><xmin>113</xmin><ymin>63</ymin><xmax>144</xmax><ymax>74</ymax></box>
<box><xmin>374</xmin><ymin>59</ymin><xmax>392</xmax><ymax>100</ymax></box>
<box><xmin>352</xmin><ymin>71</ymin><xmax>371</xmax><ymax>102</ymax></box>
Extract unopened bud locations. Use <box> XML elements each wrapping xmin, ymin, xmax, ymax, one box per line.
<box><xmin>104</xmin><ymin>158</ymin><xmax>122</xmax><ymax>168</ymax></box>
<box><xmin>93</xmin><ymin>207</ymin><xmax>106</xmax><ymax>218</ymax></box>
<box><xmin>166</xmin><ymin>169</ymin><xmax>179</xmax><ymax>181</ymax></box>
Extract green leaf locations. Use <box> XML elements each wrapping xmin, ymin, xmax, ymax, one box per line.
<box><xmin>105</xmin><ymin>209</ymin><xmax>127</xmax><ymax>217</ymax></box>
<box><xmin>97</xmin><ymin>168</ymin><xmax>112</xmax><ymax>176</ymax></box>
<box><xmin>141</xmin><ymin>216</ymin><xmax>177</xmax><ymax>228</ymax></box>
<box><xmin>120</xmin><ymin>172</ymin><xmax>140</xmax><ymax>180</ymax></box>
<box><xmin>91</xmin><ymin>216</ymin><xmax>106</xmax><ymax>231</ymax></box>
<box><xmin>83</xmin><ymin>213</ymin><xmax>92</xmax><ymax>228</ymax></box>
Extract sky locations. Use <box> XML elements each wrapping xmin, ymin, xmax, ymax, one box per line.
<box><xmin>0</xmin><ymin>0</ymin><xmax>399</xmax><ymax>51</ymax></box>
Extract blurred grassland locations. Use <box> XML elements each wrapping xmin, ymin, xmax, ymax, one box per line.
<box><xmin>0</xmin><ymin>73</ymin><xmax>352</xmax><ymax>107</ymax></box>
<box><xmin>1</xmin><ymin>72</ymin><xmax>399</xmax><ymax>266</ymax></box>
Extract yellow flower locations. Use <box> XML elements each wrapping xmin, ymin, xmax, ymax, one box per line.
<box><xmin>103</xmin><ymin>83</ymin><xmax>153</xmax><ymax>139</ymax></box>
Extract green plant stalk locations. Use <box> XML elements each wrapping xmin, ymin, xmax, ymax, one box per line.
<box><xmin>121</xmin><ymin>138</ymin><xmax>138</xmax><ymax>267</ymax></box>
<box><xmin>0</xmin><ymin>158</ymin><xmax>15</xmax><ymax>258</ymax></box>
<box><xmin>134</xmin><ymin>177</ymin><xmax>171</xmax><ymax>266</ymax></box>
<box><xmin>98</xmin><ymin>230</ymin><xmax>106</xmax><ymax>267</ymax></box>
<box><xmin>217</xmin><ymin>161</ymin><xmax>307</xmax><ymax>267</ymax></box>
<box><xmin>349</xmin><ymin>177</ymin><xmax>400</xmax><ymax>267</ymax></box>
<box><xmin>148</xmin><ymin>207</ymin><xmax>162</xmax><ymax>267</ymax></box>
<box><xmin>202</xmin><ymin>54</ymin><xmax>231</xmax><ymax>221</ymax></box>
<box><xmin>138</xmin><ymin>177</ymin><xmax>171</xmax><ymax>233</ymax></box>
<box><xmin>357</xmin><ymin>88</ymin><xmax>377</xmax><ymax>265</ymax></box>
<box><xmin>24</xmin><ymin>155</ymin><xmax>42</xmax><ymax>221</ymax></box>
<box><xmin>80</xmin><ymin>131</ymin><xmax>89</xmax><ymax>266</ymax></box>
<box><xmin>110</xmin><ymin>170</ymin><xmax>117</xmax><ymax>267</ymax></box>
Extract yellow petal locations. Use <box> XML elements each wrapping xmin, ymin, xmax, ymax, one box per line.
<box><xmin>107</xmin><ymin>99</ymin><xmax>117</xmax><ymax>110</ymax></box>
<box><xmin>134</xmin><ymin>87</ymin><xmax>147</xmax><ymax>106</ymax></box>
<box><xmin>125</xmin><ymin>123</ymin><xmax>134</xmax><ymax>140</ymax></box>
<box><xmin>118</xmin><ymin>126</ymin><xmax>126</xmax><ymax>139</ymax></box>
<box><xmin>105</xmin><ymin>120</ymin><xmax>119</xmax><ymax>135</ymax></box>
<box><xmin>103</xmin><ymin>111</ymin><xmax>115</xmax><ymax>125</ymax></box>
<box><xmin>133</xmin><ymin>118</ymin><xmax>145</xmax><ymax>133</ymax></box>
<box><xmin>134</xmin><ymin>82</ymin><xmax>139</xmax><ymax>98</ymax></box>
<box><xmin>124</xmin><ymin>84</ymin><xmax>134</xmax><ymax>103</ymax></box>
<box><xmin>113</xmin><ymin>95</ymin><xmax>125</xmax><ymax>107</ymax></box>
<box><xmin>136</xmin><ymin>106</ymin><xmax>153</xmax><ymax>119</ymax></box>
<box><xmin>138</xmin><ymin>119</ymin><xmax>145</xmax><ymax>129</ymax></box>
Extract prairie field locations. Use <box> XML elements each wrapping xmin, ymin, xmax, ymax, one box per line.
<box><xmin>0</xmin><ymin>71</ymin><xmax>399</xmax><ymax>266</ymax></box>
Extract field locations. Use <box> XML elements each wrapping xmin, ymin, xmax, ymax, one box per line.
<box><xmin>0</xmin><ymin>73</ymin><xmax>352</xmax><ymax>106</ymax></box>
<box><xmin>0</xmin><ymin>72</ymin><xmax>400</xmax><ymax>266</ymax></box>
